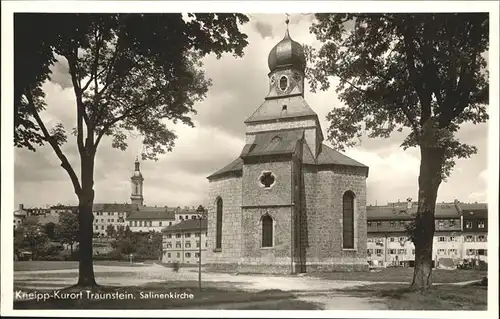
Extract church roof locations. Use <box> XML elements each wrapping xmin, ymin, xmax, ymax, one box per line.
<box><xmin>206</xmin><ymin>157</ymin><xmax>244</xmax><ymax>180</ymax></box>
<box><xmin>268</xmin><ymin>24</ymin><xmax>306</xmax><ymax>73</ymax></box>
<box><xmin>240</xmin><ymin>130</ymin><xmax>303</xmax><ymax>158</ymax></box>
<box><xmin>303</xmin><ymin>143</ymin><xmax>368</xmax><ymax>169</ymax></box>
<box><xmin>244</xmin><ymin>96</ymin><xmax>317</xmax><ymax>123</ymax></box>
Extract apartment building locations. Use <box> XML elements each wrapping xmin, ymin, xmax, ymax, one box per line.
<box><xmin>127</xmin><ymin>206</ymin><xmax>176</xmax><ymax>233</ymax></box>
<box><xmin>161</xmin><ymin>218</ymin><xmax>208</xmax><ymax>265</ymax></box>
<box><xmin>367</xmin><ymin>200</ymin><xmax>487</xmax><ymax>268</ymax></box>
<box><xmin>93</xmin><ymin>203</ymin><xmax>136</xmax><ymax>236</ymax></box>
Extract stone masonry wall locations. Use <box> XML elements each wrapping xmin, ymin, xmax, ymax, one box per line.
<box><xmin>242</xmin><ymin>160</ymin><xmax>292</xmax><ymax>207</ymax></box>
<box><xmin>303</xmin><ymin>165</ymin><xmax>368</xmax><ymax>272</ymax></box>
<box><xmin>206</xmin><ymin>174</ymin><xmax>242</xmax><ymax>270</ymax></box>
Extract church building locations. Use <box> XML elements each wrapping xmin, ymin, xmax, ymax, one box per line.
<box><xmin>205</xmin><ymin>21</ymin><xmax>370</xmax><ymax>273</ymax></box>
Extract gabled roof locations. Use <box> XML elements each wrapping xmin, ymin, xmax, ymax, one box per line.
<box><xmin>162</xmin><ymin>219</ymin><xmax>207</xmax><ymax>233</ymax></box>
<box><xmin>93</xmin><ymin>203</ymin><xmax>138</xmax><ymax>212</ymax></box>
<box><xmin>207</xmin><ymin>157</ymin><xmax>243</xmax><ymax>180</ymax></box>
<box><xmin>315</xmin><ymin>144</ymin><xmax>368</xmax><ymax>168</ymax></box>
<box><xmin>367</xmin><ymin>202</ymin><xmax>462</xmax><ymax>220</ymax></box>
<box><xmin>240</xmin><ymin>130</ymin><xmax>303</xmax><ymax>158</ymax></box>
<box><xmin>244</xmin><ymin>96</ymin><xmax>317</xmax><ymax>123</ymax></box>
<box><xmin>127</xmin><ymin>209</ymin><xmax>175</xmax><ymax>220</ymax></box>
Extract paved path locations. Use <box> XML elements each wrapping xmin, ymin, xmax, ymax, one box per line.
<box><xmin>14</xmin><ymin>263</ymin><xmax>392</xmax><ymax>309</ymax></box>
<box><xmin>14</xmin><ymin>263</ymin><xmax>477</xmax><ymax>310</ymax></box>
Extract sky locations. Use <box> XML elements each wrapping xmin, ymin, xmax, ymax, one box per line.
<box><xmin>13</xmin><ymin>13</ymin><xmax>490</xmax><ymax>209</ymax></box>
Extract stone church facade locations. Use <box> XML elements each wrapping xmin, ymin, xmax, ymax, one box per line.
<box><xmin>206</xmin><ymin>23</ymin><xmax>370</xmax><ymax>274</ymax></box>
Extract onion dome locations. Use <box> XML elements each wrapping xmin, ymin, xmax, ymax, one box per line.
<box><xmin>132</xmin><ymin>157</ymin><xmax>143</xmax><ymax>178</ymax></box>
<box><xmin>267</xmin><ymin>19</ymin><xmax>306</xmax><ymax>73</ymax></box>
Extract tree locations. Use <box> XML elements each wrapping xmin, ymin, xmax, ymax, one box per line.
<box><xmin>14</xmin><ymin>13</ymin><xmax>248</xmax><ymax>287</ymax></box>
<box><xmin>44</xmin><ymin>222</ymin><xmax>58</xmax><ymax>240</ymax></box>
<box><xmin>57</xmin><ymin>210</ymin><xmax>79</xmax><ymax>254</ymax></box>
<box><xmin>15</xmin><ymin>219</ymin><xmax>49</xmax><ymax>260</ymax></box>
<box><xmin>307</xmin><ymin>13</ymin><xmax>488</xmax><ymax>290</ymax></box>
<box><xmin>105</xmin><ymin>225</ymin><xmax>116</xmax><ymax>238</ymax></box>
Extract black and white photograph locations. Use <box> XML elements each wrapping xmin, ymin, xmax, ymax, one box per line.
<box><xmin>1</xmin><ymin>1</ymin><xmax>498</xmax><ymax>317</ymax></box>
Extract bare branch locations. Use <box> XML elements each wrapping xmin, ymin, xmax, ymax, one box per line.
<box><xmin>26</xmin><ymin>89</ymin><xmax>82</xmax><ymax>197</ymax></box>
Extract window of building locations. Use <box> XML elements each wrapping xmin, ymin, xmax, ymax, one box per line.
<box><xmin>389</xmin><ymin>221</ymin><xmax>395</xmax><ymax>227</ymax></box>
<box><xmin>216</xmin><ymin>197</ymin><xmax>223</xmax><ymax>250</ymax></box>
<box><xmin>185</xmin><ymin>215</ymin><xmax>189</xmax><ymax>220</ymax></box>
<box><xmin>412</xmin><ymin>249</ymin><xmax>415</xmax><ymax>255</ymax></box>
<box><xmin>448</xmin><ymin>249</ymin><xmax>457</xmax><ymax>255</ymax></box>
<box><xmin>477</xmin><ymin>235</ymin><xmax>486</xmax><ymax>242</ymax></box>
<box><xmin>388</xmin><ymin>249</ymin><xmax>396</xmax><ymax>254</ymax></box>
<box><xmin>169</xmin><ymin>222</ymin><xmax>172</xmax><ymax>226</ymax></box>
<box><xmin>398</xmin><ymin>249</ymin><xmax>406</xmax><ymax>255</ymax></box>
<box><xmin>133</xmin><ymin>221</ymin><xmax>137</xmax><ymax>227</ymax></box>
<box><xmin>95</xmin><ymin>226</ymin><xmax>98</xmax><ymax>230</ymax></box>
<box><xmin>185</xmin><ymin>233</ymin><xmax>191</xmax><ymax>238</ymax></box>
<box><xmin>149</xmin><ymin>221</ymin><xmax>152</xmax><ymax>227</ymax></box>
<box><xmin>185</xmin><ymin>242</ymin><xmax>191</xmax><ymax>248</ymax></box>
<box><xmin>262</xmin><ymin>214</ymin><xmax>273</xmax><ymax>248</ymax></box>
<box><xmin>167</xmin><ymin>234</ymin><xmax>172</xmax><ymax>238</ymax></box>
<box><xmin>166</xmin><ymin>243</ymin><xmax>172</xmax><ymax>248</ymax></box>
<box><xmin>167</xmin><ymin>253</ymin><xmax>171</xmax><ymax>258</ymax></box>
<box><xmin>139</xmin><ymin>221</ymin><xmax>143</xmax><ymax>227</ymax></box>
<box><xmin>438</xmin><ymin>249</ymin><xmax>446</xmax><ymax>255</ymax></box>
<box><xmin>185</xmin><ymin>253</ymin><xmax>191</xmax><ymax>258</ymax></box>
<box><xmin>478</xmin><ymin>221</ymin><xmax>485</xmax><ymax>228</ymax></box>
<box><xmin>465</xmin><ymin>221</ymin><xmax>472</xmax><ymax>228</ymax></box>
<box><xmin>196</xmin><ymin>241</ymin><xmax>200</xmax><ymax>248</ymax></box>
<box><xmin>376</xmin><ymin>221</ymin><xmax>382</xmax><ymax>227</ymax></box>
<box><xmin>367</xmin><ymin>238</ymin><xmax>373</xmax><ymax>243</ymax></box>
<box><xmin>466</xmin><ymin>249</ymin><xmax>475</xmax><ymax>256</ymax></box>
<box><xmin>438</xmin><ymin>220</ymin><xmax>444</xmax><ymax>227</ymax></box>
<box><xmin>192</xmin><ymin>216</ymin><xmax>196</xmax><ymax>220</ymax></box>
<box><xmin>449</xmin><ymin>236</ymin><xmax>455</xmax><ymax>242</ymax></box>
<box><xmin>438</xmin><ymin>236</ymin><xmax>446</xmax><ymax>242</ymax></box>
<box><xmin>389</xmin><ymin>237</ymin><xmax>395</xmax><ymax>242</ymax></box>
<box><xmin>367</xmin><ymin>221</ymin><xmax>372</xmax><ymax>227</ymax></box>
<box><xmin>101</xmin><ymin>225</ymin><xmax>104</xmax><ymax>230</ymax></box>
<box><xmin>195</xmin><ymin>252</ymin><xmax>200</xmax><ymax>258</ymax></box>
<box><xmin>375</xmin><ymin>249</ymin><xmax>383</xmax><ymax>255</ymax></box>
<box><xmin>176</xmin><ymin>241</ymin><xmax>181</xmax><ymax>248</ymax></box>
<box><xmin>399</xmin><ymin>221</ymin><xmax>405</xmax><ymax>226</ymax></box>
<box><xmin>176</xmin><ymin>233</ymin><xmax>181</xmax><ymax>238</ymax></box>
<box><xmin>195</xmin><ymin>232</ymin><xmax>200</xmax><ymax>238</ymax></box>
<box><xmin>465</xmin><ymin>235</ymin><xmax>474</xmax><ymax>242</ymax></box>
<box><xmin>399</xmin><ymin>237</ymin><xmax>405</xmax><ymax>242</ymax></box>
<box><xmin>159</xmin><ymin>222</ymin><xmax>162</xmax><ymax>227</ymax></box>
<box><xmin>449</xmin><ymin>219</ymin><xmax>456</xmax><ymax>226</ymax></box>
<box><xmin>367</xmin><ymin>249</ymin><xmax>372</xmax><ymax>255</ymax></box>
<box><xmin>177</xmin><ymin>252</ymin><xmax>180</xmax><ymax>258</ymax></box>
<box><xmin>342</xmin><ymin>191</ymin><xmax>355</xmax><ymax>249</ymax></box>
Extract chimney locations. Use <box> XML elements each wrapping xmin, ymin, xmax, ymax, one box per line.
<box><xmin>406</xmin><ymin>198</ymin><xmax>412</xmax><ymax>209</ymax></box>
<box><xmin>19</xmin><ymin>204</ymin><xmax>24</xmax><ymax>210</ymax></box>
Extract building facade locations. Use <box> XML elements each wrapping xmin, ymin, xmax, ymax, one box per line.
<box><xmin>93</xmin><ymin>203</ymin><xmax>135</xmax><ymax>236</ymax></box>
<box><xmin>205</xmin><ymin>22</ymin><xmax>369</xmax><ymax>274</ymax></box>
<box><xmin>367</xmin><ymin>200</ymin><xmax>488</xmax><ymax>268</ymax></box>
<box><xmin>161</xmin><ymin>219</ymin><xmax>208</xmax><ymax>265</ymax></box>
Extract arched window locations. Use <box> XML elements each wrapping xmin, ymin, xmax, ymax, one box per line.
<box><xmin>342</xmin><ymin>191</ymin><xmax>355</xmax><ymax>249</ymax></box>
<box><xmin>262</xmin><ymin>214</ymin><xmax>273</xmax><ymax>247</ymax></box>
<box><xmin>215</xmin><ymin>197</ymin><xmax>223</xmax><ymax>250</ymax></box>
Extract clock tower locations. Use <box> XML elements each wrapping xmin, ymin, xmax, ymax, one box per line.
<box><xmin>130</xmin><ymin>157</ymin><xmax>144</xmax><ymax>207</ymax></box>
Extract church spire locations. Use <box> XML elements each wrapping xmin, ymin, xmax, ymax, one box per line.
<box><xmin>131</xmin><ymin>157</ymin><xmax>144</xmax><ymax>207</ymax></box>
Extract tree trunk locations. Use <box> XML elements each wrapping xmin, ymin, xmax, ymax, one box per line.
<box><xmin>76</xmin><ymin>153</ymin><xmax>97</xmax><ymax>287</ymax></box>
<box><xmin>70</xmin><ymin>243</ymin><xmax>73</xmax><ymax>253</ymax></box>
<box><xmin>410</xmin><ymin>146</ymin><xmax>445</xmax><ymax>290</ymax></box>
<box><xmin>77</xmin><ymin>197</ymin><xmax>97</xmax><ymax>287</ymax></box>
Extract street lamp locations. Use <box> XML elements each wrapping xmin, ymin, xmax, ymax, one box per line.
<box><xmin>196</xmin><ymin>205</ymin><xmax>207</xmax><ymax>291</ymax></box>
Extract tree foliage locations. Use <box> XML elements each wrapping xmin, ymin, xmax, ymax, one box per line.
<box><xmin>57</xmin><ymin>210</ymin><xmax>79</xmax><ymax>250</ymax></box>
<box><xmin>307</xmin><ymin>13</ymin><xmax>488</xmax><ymax>180</ymax></box>
<box><xmin>14</xmin><ymin>219</ymin><xmax>49</xmax><ymax>260</ymax></box>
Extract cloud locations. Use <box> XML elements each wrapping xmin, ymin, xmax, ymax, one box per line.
<box><xmin>252</xmin><ymin>20</ymin><xmax>274</xmax><ymax>39</ymax></box>
<box><xmin>13</xmin><ymin>14</ymin><xmax>489</xmax><ymax>210</ymax></box>
<box><xmin>49</xmin><ymin>55</ymin><xmax>72</xmax><ymax>90</ymax></box>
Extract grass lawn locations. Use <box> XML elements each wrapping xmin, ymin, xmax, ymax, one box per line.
<box><xmin>14</xmin><ymin>260</ymin><xmax>150</xmax><ymax>272</ymax></box>
<box><xmin>311</xmin><ymin>267</ymin><xmax>487</xmax><ymax>283</ymax></box>
<box><xmin>14</xmin><ymin>280</ymin><xmax>320</xmax><ymax>310</ymax></box>
<box><xmin>343</xmin><ymin>282</ymin><xmax>487</xmax><ymax>310</ymax></box>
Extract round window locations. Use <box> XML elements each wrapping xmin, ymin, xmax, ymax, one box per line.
<box><xmin>279</xmin><ymin>76</ymin><xmax>288</xmax><ymax>91</ymax></box>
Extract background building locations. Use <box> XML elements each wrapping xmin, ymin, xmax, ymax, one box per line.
<box><xmin>93</xmin><ymin>203</ymin><xmax>136</xmax><ymax>236</ymax></box>
<box><xmin>367</xmin><ymin>199</ymin><xmax>488</xmax><ymax>268</ymax></box>
<box><xmin>162</xmin><ymin>218</ymin><xmax>208</xmax><ymax>265</ymax></box>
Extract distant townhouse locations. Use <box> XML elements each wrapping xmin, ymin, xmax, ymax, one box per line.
<box><xmin>93</xmin><ymin>203</ymin><xmax>137</xmax><ymax>236</ymax></box>
<box><xmin>161</xmin><ymin>218</ymin><xmax>208</xmax><ymax>265</ymax></box>
<box><xmin>127</xmin><ymin>206</ymin><xmax>176</xmax><ymax>233</ymax></box>
<box><xmin>366</xmin><ymin>199</ymin><xmax>486</xmax><ymax>268</ymax></box>
<box><xmin>13</xmin><ymin>204</ymin><xmax>27</xmax><ymax>230</ymax></box>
